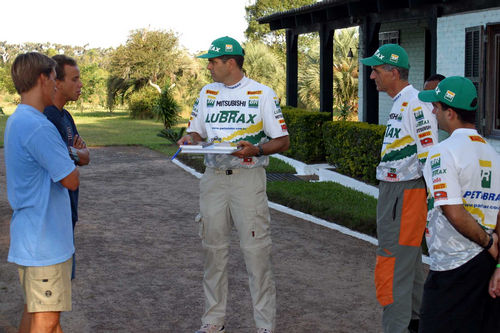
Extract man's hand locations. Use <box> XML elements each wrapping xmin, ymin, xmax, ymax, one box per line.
<box><xmin>232</xmin><ymin>141</ymin><xmax>258</xmax><ymax>159</ymax></box>
<box><xmin>489</xmin><ymin>267</ymin><xmax>500</xmax><ymax>298</ymax></box>
<box><xmin>177</xmin><ymin>133</ymin><xmax>203</xmax><ymax>146</ymax></box>
<box><xmin>73</xmin><ymin>134</ymin><xmax>86</xmax><ymax>149</ymax></box>
<box><xmin>72</xmin><ymin>134</ymin><xmax>90</xmax><ymax>166</ymax></box>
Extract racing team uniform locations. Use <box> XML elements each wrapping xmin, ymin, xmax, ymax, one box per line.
<box><xmin>187</xmin><ymin>76</ymin><xmax>288</xmax><ymax>331</ymax></box>
<box><xmin>374</xmin><ymin>84</ymin><xmax>438</xmax><ymax>333</ymax></box>
<box><xmin>420</xmin><ymin>128</ymin><xmax>500</xmax><ymax>332</ymax></box>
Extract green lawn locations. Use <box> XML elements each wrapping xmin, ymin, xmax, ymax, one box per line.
<box><xmin>267</xmin><ymin>181</ymin><xmax>377</xmax><ymax>236</ymax></box>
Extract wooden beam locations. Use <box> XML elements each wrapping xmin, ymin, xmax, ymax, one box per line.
<box><xmin>286</xmin><ymin>30</ymin><xmax>298</xmax><ymax>108</ymax></box>
<box><xmin>319</xmin><ymin>24</ymin><xmax>334</xmax><ymax>114</ymax></box>
<box><xmin>361</xmin><ymin>18</ymin><xmax>381</xmax><ymax>124</ymax></box>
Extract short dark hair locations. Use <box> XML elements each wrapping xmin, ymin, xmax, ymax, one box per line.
<box><xmin>11</xmin><ymin>52</ymin><xmax>56</xmax><ymax>94</ymax></box>
<box><xmin>52</xmin><ymin>55</ymin><xmax>77</xmax><ymax>81</ymax></box>
<box><xmin>382</xmin><ymin>64</ymin><xmax>409</xmax><ymax>81</ymax></box>
<box><xmin>219</xmin><ymin>54</ymin><xmax>244</xmax><ymax>70</ymax></box>
<box><xmin>425</xmin><ymin>74</ymin><xmax>446</xmax><ymax>83</ymax></box>
<box><xmin>438</xmin><ymin>101</ymin><xmax>477</xmax><ymax>125</ymax></box>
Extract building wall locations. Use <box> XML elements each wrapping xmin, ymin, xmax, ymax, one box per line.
<box><xmin>357</xmin><ymin>20</ymin><xmax>428</xmax><ymax>125</ymax></box>
<box><xmin>437</xmin><ymin>8</ymin><xmax>500</xmax><ymax>153</ymax></box>
<box><xmin>436</xmin><ymin>8</ymin><xmax>500</xmax><ymax>76</ymax></box>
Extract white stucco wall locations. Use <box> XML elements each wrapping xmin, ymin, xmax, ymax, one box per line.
<box><xmin>436</xmin><ymin>7</ymin><xmax>500</xmax><ymax>76</ymax></box>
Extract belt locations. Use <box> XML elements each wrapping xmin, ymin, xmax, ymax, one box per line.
<box><xmin>210</xmin><ymin>168</ymin><xmax>242</xmax><ymax>175</ymax></box>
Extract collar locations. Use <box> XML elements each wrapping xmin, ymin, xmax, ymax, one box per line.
<box><xmin>224</xmin><ymin>76</ymin><xmax>247</xmax><ymax>89</ymax></box>
<box><xmin>392</xmin><ymin>84</ymin><xmax>414</xmax><ymax>102</ymax></box>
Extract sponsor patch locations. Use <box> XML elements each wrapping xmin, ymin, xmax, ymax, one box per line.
<box><xmin>402</xmin><ymin>102</ymin><xmax>408</xmax><ymax>107</ymax></box>
<box><xmin>247</xmin><ymin>90</ymin><xmax>262</xmax><ymax>95</ymax></box>
<box><xmin>480</xmin><ymin>160</ymin><xmax>492</xmax><ymax>189</ymax></box>
<box><xmin>225</xmin><ymin>44</ymin><xmax>233</xmax><ymax>52</ymax></box>
<box><xmin>434</xmin><ymin>191</ymin><xmax>448</xmax><ymax>200</ymax></box>
<box><xmin>469</xmin><ymin>135</ymin><xmax>486</xmax><ymax>143</ymax></box>
<box><xmin>387</xmin><ymin>172</ymin><xmax>397</xmax><ymax>179</ymax></box>
<box><xmin>433</xmin><ymin>177</ymin><xmax>442</xmax><ymax>183</ymax></box>
<box><xmin>418</xmin><ymin>131</ymin><xmax>431</xmax><ymax>138</ymax></box>
<box><xmin>420</xmin><ymin>137</ymin><xmax>434</xmax><ymax>147</ymax></box>
<box><xmin>431</xmin><ymin>157</ymin><xmax>441</xmax><ymax>170</ymax></box>
<box><xmin>206</xmin><ymin>89</ymin><xmax>219</xmax><ymax>95</ymax></box>
<box><xmin>279</xmin><ymin>119</ymin><xmax>285</xmax><ymax>124</ymax></box>
<box><xmin>444</xmin><ymin>90</ymin><xmax>455</xmax><ymax>102</ymax></box>
<box><xmin>433</xmin><ymin>183</ymin><xmax>447</xmax><ymax>190</ymax></box>
<box><xmin>249</xmin><ymin>99</ymin><xmax>259</xmax><ymax>108</ymax></box>
<box><xmin>281</xmin><ymin>124</ymin><xmax>287</xmax><ymax>131</ymax></box>
<box><xmin>414</xmin><ymin>110</ymin><xmax>424</xmax><ymax>121</ymax></box>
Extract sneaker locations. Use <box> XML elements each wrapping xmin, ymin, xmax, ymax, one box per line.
<box><xmin>195</xmin><ymin>323</ymin><xmax>225</xmax><ymax>333</ymax></box>
<box><xmin>257</xmin><ymin>329</ymin><xmax>273</xmax><ymax>333</ymax></box>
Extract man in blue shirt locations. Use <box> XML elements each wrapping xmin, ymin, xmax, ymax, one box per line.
<box><xmin>44</xmin><ymin>55</ymin><xmax>90</xmax><ymax>279</ymax></box>
<box><xmin>5</xmin><ymin>52</ymin><xmax>80</xmax><ymax>333</ymax></box>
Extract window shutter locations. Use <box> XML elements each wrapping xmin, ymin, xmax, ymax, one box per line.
<box><xmin>465</xmin><ymin>27</ymin><xmax>481</xmax><ymax>89</ymax></box>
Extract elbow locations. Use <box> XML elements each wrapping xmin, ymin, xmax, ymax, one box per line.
<box><xmin>60</xmin><ymin>169</ymin><xmax>80</xmax><ymax>191</ymax></box>
<box><xmin>281</xmin><ymin>136</ymin><xmax>290</xmax><ymax>152</ymax></box>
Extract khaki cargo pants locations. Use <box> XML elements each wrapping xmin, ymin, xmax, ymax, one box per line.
<box><xmin>198</xmin><ymin>167</ymin><xmax>276</xmax><ymax>331</ymax></box>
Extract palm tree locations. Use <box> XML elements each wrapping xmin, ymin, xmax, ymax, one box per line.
<box><xmin>243</xmin><ymin>41</ymin><xmax>286</xmax><ymax>101</ymax></box>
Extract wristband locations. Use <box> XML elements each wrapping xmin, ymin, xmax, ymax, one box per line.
<box><xmin>484</xmin><ymin>234</ymin><xmax>494</xmax><ymax>250</ymax></box>
<box><xmin>255</xmin><ymin>144</ymin><xmax>264</xmax><ymax>157</ymax></box>
<box><xmin>496</xmin><ymin>264</ymin><xmax>500</xmax><ymax>268</ymax></box>
<box><xmin>69</xmin><ymin>146</ymin><xmax>80</xmax><ymax>163</ymax></box>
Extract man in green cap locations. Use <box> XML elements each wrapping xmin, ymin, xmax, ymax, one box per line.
<box><xmin>177</xmin><ymin>36</ymin><xmax>289</xmax><ymax>333</ymax></box>
<box><xmin>361</xmin><ymin>44</ymin><xmax>439</xmax><ymax>333</ymax></box>
<box><xmin>418</xmin><ymin>76</ymin><xmax>500</xmax><ymax>332</ymax></box>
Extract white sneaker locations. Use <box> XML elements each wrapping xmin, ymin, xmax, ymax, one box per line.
<box><xmin>257</xmin><ymin>329</ymin><xmax>273</xmax><ymax>333</ymax></box>
<box><xmin>195</xmin><ymin>323</ymin><xmax>225</xmax><ymax>333</ymax></box>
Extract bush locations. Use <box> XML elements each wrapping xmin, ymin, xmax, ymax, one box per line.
<box><xmin>323</xmin><ymin>121</ymin><xmax>385</xmax><ymax>184</ymax></box>
<box><xmin>128</xmin><ymin>88</ymin><xmax>159</xmax><ymax>119</ymax></box>
<box><xmin>154</xmin><ymin>85</ymin><xmax>181</xmax><ymax>129</ymax></box>
<box><xmin>282</xmin><ymin>106</ymin><xmax>331</xmax><ymax>163</ymax></box>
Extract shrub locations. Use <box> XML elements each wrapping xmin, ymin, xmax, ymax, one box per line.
<box><xmin>323</xmin><ymin>121</ymin><xmax>385</xmax><ymax>184</ymax></box>
<box><xmin>128</xmin><ymin>88</ymin><xmax>159</xmax><ymax>119</ymax></box>
<box><xmin>282</xmin><ymin>106</ymin><xmax>331</xmax><ymax>163</ymax></box>
<box><xmin>154</xmin><ymin>85</ymin><xmax>181</xmax><ymax>129</ymax></box>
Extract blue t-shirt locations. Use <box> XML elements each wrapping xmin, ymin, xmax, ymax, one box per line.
<box><xmin>44</xmin><ymin>105</ymin><xmax>79</xmax><ymax>224</ymax></box>
<box><xmin>4</xmin><ymin>104</ymin><xmax>76</xmax><ymax>266</ymax></box>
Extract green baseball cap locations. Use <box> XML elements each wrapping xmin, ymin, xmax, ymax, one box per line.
<box><xmin>197</xmin><ymin>36</ymin><xmax>244</xmax><ymax>59</ymax></box>
<box><xmin>418</xmin><ymin>76</ymin><xmax>478</xmax><ymax>111</ymax></box>
<box><xmin>361</xmin><ymin>44</ymin><xmax>410</xmax><ymax>69</ymax></box>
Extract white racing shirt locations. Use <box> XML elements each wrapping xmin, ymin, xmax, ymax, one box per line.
<box><xmin>423</xmin><ymin>128</ymin><xmax>500</xmax><ymax>271</ymax></box>
<box><xmin>377</xmin><ymin>85</ymin><xmax>438</xmax><ymax>182</ymax></box>
<box><xmin>187</xmin><ymin>76</ymin><xmax>288</xmax><ymax>169</ymax></box>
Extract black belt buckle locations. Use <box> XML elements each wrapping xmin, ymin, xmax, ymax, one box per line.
<box><xmin>225</xmin><ymin>170</ymin><xmax>233</xmax><ymax>175</ymax></box>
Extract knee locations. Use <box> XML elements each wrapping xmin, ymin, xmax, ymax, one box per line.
<box><xmin>31</xmin><ymin>312</ymin><xmax>61</xmax><ymax>332</ymax></box>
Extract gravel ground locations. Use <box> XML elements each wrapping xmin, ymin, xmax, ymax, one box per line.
<box><xmin>0</xmin><ymin>146</ymin><xmax>383</xmax><ymax>333</ymax></box>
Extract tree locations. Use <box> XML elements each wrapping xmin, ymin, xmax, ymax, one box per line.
<box><xmin>333</xmin><ymin>28</ymin><xmax>359</xmax><ymax>119</ymax></box>
<box><xmin>79</xmin><ymin>63</ymin><xmax>108</xmax><ymax>108</ymax></box>
<box><xmin>298</xmin><ymin>43</ymin><xmax>320</xmax><ymax>110</ymax></box>
<box><xmin>243</xmin><ymin>41</ymin><xmax>285</xmax><ymax>100</ymax></box>
<box><xmin>296</xmin><ymin>27</ymin><xmax>359</xmax><ymax>115</ymax></box>
<box><xmin>107</xmin><ymin>28</ymin><xmax>186</xmax><ymax>111</ymax></box>
<box><xmin>245</xmin><ymin>0</ymin><xmax>317</xmax><ymax>56</ymax></box>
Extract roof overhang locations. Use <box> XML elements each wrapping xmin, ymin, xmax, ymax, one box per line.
<box><xmin>258</xmin><ymin>0</ymin><xmax>500</xmax><ymax>33</ymax></box>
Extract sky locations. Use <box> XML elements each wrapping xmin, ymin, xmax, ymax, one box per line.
<box><xmin>0</xmin><ymin>0</ymin><xmax>253</xmax><ymax>54</ymax></box>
